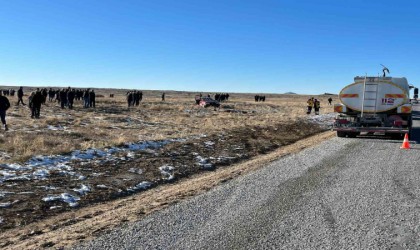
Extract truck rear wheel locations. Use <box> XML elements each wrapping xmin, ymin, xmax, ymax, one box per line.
<box><xmin>337</xmin><ymin>131</ymin><xmax>346</xmax><ymax>137</ymax></box>
<box><xmin>347</xmin><ymin>132</ymin><xmax>359</xmax><ymax>138</ymax></box>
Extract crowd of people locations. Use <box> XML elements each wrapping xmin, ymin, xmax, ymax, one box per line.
<box><xmin>0</xmin><ymin>87</ymin><xmax>334</xmax><ymax>131</ymax></box>
<box><xmin>254</xmin><ymin>95</ymin><xmax>266</xmax><ymax>102</ymax></box>
<box><xmin>0</xmin><ymin>87</ymin><xmax>99</xmax><ymax>127</ymax></box>
<box><xmin>1</xmin><ymin>89</ymin><xmax>16</xmax><ymax>96</ymax></box>
<box><xmin>214</xmin><ymin>93</ymin><xmax>229</xmax><ymax>102</ymax></box>
<box><xmin>126</xmin><ymin>91</ymin><xmax>143</xmax><ymax>107</ymax></box>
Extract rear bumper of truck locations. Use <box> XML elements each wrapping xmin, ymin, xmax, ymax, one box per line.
<box><xmin>333</xmin><ymin>127</ymin><xmax>409</xmax><ymax>134</ymax></box>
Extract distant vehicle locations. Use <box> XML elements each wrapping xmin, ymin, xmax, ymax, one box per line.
<box><xmin>199</xmin><ymin>97</ymin><xmax>220</xmax><ymax>108</ymax></box>
<box><xmin>333</xmin><ymin>74</ymin><xmax>417</xmax><ymax>138</ymax></box>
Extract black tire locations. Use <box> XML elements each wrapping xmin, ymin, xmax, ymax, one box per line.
<box><xmin>390</xmin><ymin>133</ymin><xmax>405</xmax><ymax>140</ymax></box>
<box><xmin>337</xmin><ymin>131</ymin><xmax>346</xmax><ymax>137</ymax></box>
<box><xmin>347</xmin><ymin>132</ymin><xmax>359</xmax><ymax>138</ymax></box>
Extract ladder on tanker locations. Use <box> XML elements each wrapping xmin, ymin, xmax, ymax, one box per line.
<box><xmin>361</xmin><ymin>76</ymin><xmax>379</xmax><ymax>117</ymax></box>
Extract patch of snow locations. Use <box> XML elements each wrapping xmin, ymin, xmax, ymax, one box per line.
<box><xmin>159</xmin><ymin>165</ymin><xmax>175</xmax><ymax>180</ymax></box>
<box><xmin>196</xmin><ymin>156</ymin><xmax>214</xmax><ymax>170</ymax></box>
<box><xmin>33</xmin><ymin>169</ymin><xmax>49</xmax><ymax>179</ymax></box>
<box><xmin>0</xmin><ymin>202</ymin><xmax>11</xmax><ymax>208</ymax></box>
<box><xmin>204</xmin><ymin>141</ymin><xmax>215</xmax><ymax>147</ymax></box>
<box><xmin>42</xmin><ymin>186</ymin><xmax>58</xmax><ymax>190</ymax></box>
<box><xmin>96</xmin><ymin>184</ymin><xmax>108</xmax><ymax>189</ymax></box>
<box><xmin>73</xmin><ymin>184</ymin><xmax>91</xmax><ymax>196</ymax></box>
<box><xmin>0</xmin><ymin>164</ymin><xmax>31</xmax><ymax>171</ymax></box>
<box><xmin>128</xmin><ymin>168</ymin><xmax>143</xmax><ymax>175</ymax></box>
<box><xmin>0</xmin><ymin>191</ymin><xmax>14</xmax><ymax>198</ymax></box>
<box><xmin>306</xmin><ymin>113</ymin><xmax>335</xmax><ymax>128</ymax></box>
<box><xmin>47</xmin><ymin>125</ymin><xmax>67</xmax><ymax>131</ymax></box>
<box><xmin>78</xmin><ymin>175</ymin><xmax>87</xmax><ymax>181</ymax></box>
<box><xmin>0</xmin><ymin>151</ymin><xmax>11</xmax><ymax>160</ymax></box>
<box><xmin>216</xmin><ymin>156</ymin><xmax>237</xmax><ymax>164</ymax></box>
<box><xmin>127</xmin><ymin>181</ymin><xmax>152</xmax><ymax>192</ymax></box>
<box><xmin>42</xmin><ymin>193</ymin><xmax>80</xmax><ymax>207</ymax></box>
<box><xmin>0</xmin><ymin>217</ymin><xmax>3</xmax><ymax>224</ymax></box>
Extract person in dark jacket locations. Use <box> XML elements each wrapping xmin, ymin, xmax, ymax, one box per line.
<box><xmin>89</xmin><ymin>90</ymin><xmax>96</xmax><ymax>108</ymax></box>
<box><xmin>0</xmin><ymin>91</ymin><xmax>10</xmax><ymax>130</ymax></box>
<box><xmin>60</xmin><ymin>89</ymin><xmax>68</xmax><ymax>109</ymax></box>
<box><xmin>314</xmin><ymin>99</ymin><xmax>321</xmax><ymax>115</ymax></box>
<box><xmin>28</xmin><ymin>92</ymin><xmax>35</xmax><ymax>118</ymax></box>
<box><xmin>83</xmin><ymin>89</ymin><xmax>90</xmax><ymax>108</ymax></box>
<box><xmin>32</xmin><ymin>90</ymin><xmax>44</xmax><ymax>118</ymax></box>
<box><xmin>67</xmin><ymin>89</ymin><xmax>75</xmax><ymax>109</ymax></box>
<box><xmin>17</xmin><ymin>86</ymin><xmax>26</xmax><ymax>106</ymax></box>
<box><xmin>41</xmin><ymin>88</ymin><xmax>48</xmax><ymax>104</ymax></box>
<box><xmin>127</xmin><ymin>91</ymin><xmax>133</xmax><ymax>107</ymax></box>
<box><xmin>48</xmin><ymin>88</ymin><xmax>55</xmax><ymax>102</ymax></box>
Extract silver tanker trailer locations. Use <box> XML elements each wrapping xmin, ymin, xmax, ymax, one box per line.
<box><xmin>333</xmin><ymin>75</ymin><xmax>416</xmax><ymax>138</ymax></box>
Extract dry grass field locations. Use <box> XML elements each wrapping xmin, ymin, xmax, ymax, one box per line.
<box><xmin>0</xmin><ymin>86</ymin><xmax>337</xmax><ymax>238</ymax></box>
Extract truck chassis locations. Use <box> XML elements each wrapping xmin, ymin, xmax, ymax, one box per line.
<box><xmin>333</xmin><ymin>112</ymin><xmax>411</xmax><ymax>138</ymax></box>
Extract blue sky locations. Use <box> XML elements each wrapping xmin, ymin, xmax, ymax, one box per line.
<box><xmin>0</xmin><ymin>0</ymin><xmax>419</xmax><ymax>94</ymax></box>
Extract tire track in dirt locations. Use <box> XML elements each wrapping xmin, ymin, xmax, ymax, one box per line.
<box><xmin>0</xmin><ymin>131</ymin><xmax>335</xmax><ymax>250</ymax></box>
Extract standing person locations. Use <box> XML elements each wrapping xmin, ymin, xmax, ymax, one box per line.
<box><xmin>307</xmin><ymin>98</ymin><xmax>314</xmax><ymax>114</ymax></box>
<box><xmin>328</xmin><ymin>97</ymin><xmax>333</xmax><ymax>105</ymax></box>
<box><xmin>161</xmin><ymin>93</ymin><xmax>165</xmax><ymax>101</ymax></box>
<box><xmin>48</xmin><ymin>88</ymin><xmax>55</xmax><ymax>102</ymax></box>
<box><xmin>0</xmin><ymin>91</ymin><xmax>10</xmax><ymax>130</ymax></box>
<box><xmin>17</xmin><ymin>86</ymin><xmax>26</xmax><ymax>106</ymax></box>
<box><xmin>195</xmin><ymin>95</ymin><xmax>201</xmax><ymax>105</ymax></box>
<box><xmin>127</xmin><ymin>91</ymin><xmax>133</xmax><ymax>107</ymax></box>
<box><xmin>60</xmin><ymin>89</ymin><xmax>68</xmax><ymax>109</ymax></box>
<box><xmin>89</xmin><ymin>90</ymin><xmax>96</xmax><ymax>108</ymax></box>
<box><xmin>314</xmin><ymin>99</ymin><xmax>321</xmax><ymax>115</ymax></box>
<box><xmin>28</xmin><ymin>92</ymin><xmax>35</xmax><ymax>118</ymax></box>
<box><xmin>41</xmin><ymin>88</ymin><xmax>48</xmax><ymax>104</ymax></box>
<box><xmin>67</xmin><ymin>89</ymin><xmax>75</xmax><ymax>109</ymax></box>
<box><xmin>135</xmin><ymin>91</ymin><xmax>140</xmax><ymax>106</ymax></box>
<box><xmin>83</xmin><ymin>89</ymin><xmax>90</xmax><ymax>108</ymax></box>
<box><xmin>32</xmin><ymin>90</ymin><xmax>44</xmax><ymax>118</ymax></box>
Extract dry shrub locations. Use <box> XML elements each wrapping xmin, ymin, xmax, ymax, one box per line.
<box><xmin>0</xmin><ymin>87</ymin><xmax>337</xmax><ymax>162</ymax></box>
<box><xmin>44</xmin><ymin>117</ymin><xmax>61</xmax><ymax>126</ymax></box>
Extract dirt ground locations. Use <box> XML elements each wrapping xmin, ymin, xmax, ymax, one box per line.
<box><xmin>0</xmin><ymin>131</ymin><xmax>335</xmax><ymax>250</ymax></box>
<box><xmin>0</xmin><ymin>87</ymin><xmax>337</xmax><ymax>248</ymax></box>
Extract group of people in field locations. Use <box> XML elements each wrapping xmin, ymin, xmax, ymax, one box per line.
<box><xmin>307</xmin><ymin>97</ymin><xmax>322</xmax><ymax>115</ymax></box>
<box><xmin>214</xmin><ymin>93</ymin><xmax>229</xmax><ymax>102</ymax></box>
<box><xmin>0</xmin><ymin>87</ymin><xmax>99</xmax><ymax>130</ymax></box>
<box><xmin>1</xmin><ymin>89</ymin><xmax>16</xmax><ymax>96</ymax></box>
<box><xmin>254</xmin><ymin>95</ymin><xmax>266</xmax><ymax>102</ymax></box>
<box><xmin>126</xmin><ymin>91</ymin><xmax>143</xmax><ymax>107</ymax></box>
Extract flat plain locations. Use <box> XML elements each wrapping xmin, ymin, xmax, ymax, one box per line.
<box><xmin>0</xmin><ymin>87</ymin><xmax>336</xmax><ymax>248</ymax></box>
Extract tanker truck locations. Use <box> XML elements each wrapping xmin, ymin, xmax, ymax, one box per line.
<box><xmin>333</xmin><ymin>75</ymin><xmax>416</xmax><ymax>138</ymax></box>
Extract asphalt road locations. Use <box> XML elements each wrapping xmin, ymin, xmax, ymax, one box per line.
<box><xmin>75</xmin><ymin>110</ymin><xmax>420</xmax><ymax>250</ymax></box>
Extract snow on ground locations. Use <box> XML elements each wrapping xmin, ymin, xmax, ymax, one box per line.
<box><xmin>0</xmin><ymin>139</ymin><xmax>183</xmax><ymax>184</ymax></box>
<box><xmin>306</xmin><ymin>112</ymin><xmax>336</xmax><ymax>128</ymax></box>
<box><xmin>47</xmin><ymin>125</ymin><xmax>68</xmax><ymax>131</ymax></box>
<box><xmin>127</xmin><ymin>181</ymin><xmax>153</xmax><ymax>192</ymax></box>
<box><xmin>0</xmin><ymin>138</ymin><xmax>192</xmax><ymax>207</ymax></box>
<box><xmin>42</xmin><ymin>193</ymin><xmax>81</xmax><ymax>207</ymax></box>
<box><xmin>195</xmin><ymin>155</ymin><xmax>214</xmax><ymax>170</ymax></box>
<box><xmin>159</xmin><ymin>165</ymin><xmax>175</xmax><ymax>180</ymax></box>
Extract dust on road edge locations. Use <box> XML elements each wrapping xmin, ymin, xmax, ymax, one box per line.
<box><xmin>1</xmin><ymin>131</ymin><xmax>335</xmax><ymax>250</ymax></box>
